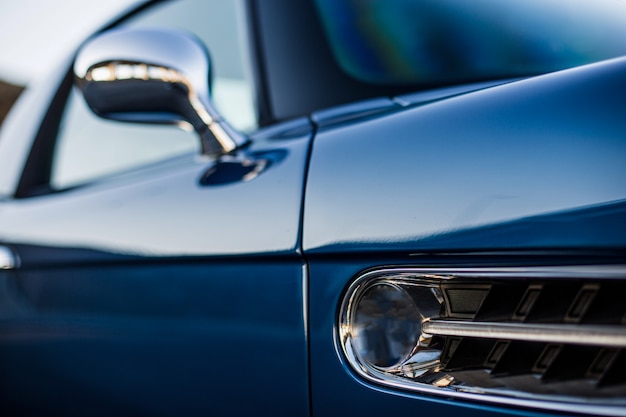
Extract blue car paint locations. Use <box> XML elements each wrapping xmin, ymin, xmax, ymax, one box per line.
<box><xmin>304</xmin><ymin>58</ymin><xmax>626</xmax><ymax>415</ymax></box>
<box><xmin>0</xmin><ymin>130</ymin><xmax>312</xmax><ymax>258</ymax></box>
<box><xmin>1</xmin><ymin>261</ymin><xmax>307</xmax><ymax>416</ymax></box>
<box><xmin>304</xmin><ymin>58</ymin><xmax>626</xmax><ymax>254</ymax></box>
<box><xmin>0</xmin><ymin>51</ymin><xmax>624</xmax><ymax>417</ymax></box>
<box><xmin>0</xmin><ymin>128</ymin><xmax>312</xmax><ymax>416</ymax></box>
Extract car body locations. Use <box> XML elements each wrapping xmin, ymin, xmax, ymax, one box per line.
<box><xmin>0</xmin><ymin>0</ymin><xmax>625</xmax><ymax>416</ymax></box>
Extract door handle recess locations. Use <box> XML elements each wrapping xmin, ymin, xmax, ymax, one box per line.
<box><xmin>0</xmin><ymin>246</ymin><xmax>18</xmax><ymax>270</ymax></box>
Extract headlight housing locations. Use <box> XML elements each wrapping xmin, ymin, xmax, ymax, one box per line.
<box><xmin>338</xmin><ymin>266</ymin><xmax>626</xmax><ymax>416</ymax></box>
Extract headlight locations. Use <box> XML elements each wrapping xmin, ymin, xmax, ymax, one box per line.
<box><xmin>337</xmin><ymin>266</ymin><xmax>626</xmax><ymax>416</ymax></box>
<box><xmin>351</xmin><ymin>283</ymin><xmax>421</xmax><ymax>368</ymax></box>
<box><xmin>339</xmin><ymin>273</ymin><xmax>444</xmax><ymax>380</ymax></box>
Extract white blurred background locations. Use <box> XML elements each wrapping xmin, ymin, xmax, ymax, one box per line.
<box><xmin>0</xmin><ymin>0</ymin><xmax>135</xmax><ymax>85</ymax></box>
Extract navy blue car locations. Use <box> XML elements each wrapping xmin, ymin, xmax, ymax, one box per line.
<box><xmin>1</xmin><ymin>0</ymin><xmax>625</xmax><ymax>415</ymax></box>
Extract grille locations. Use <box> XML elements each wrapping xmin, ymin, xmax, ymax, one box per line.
<box><xmin>338</xmin><ymin>266</ymin><xmax>626</xmax><ymax>416</ymax></box>
<box><xmin>435</xmin><ymin>279</ymin><xmax>626</xmax><ymax>397</ymax></box>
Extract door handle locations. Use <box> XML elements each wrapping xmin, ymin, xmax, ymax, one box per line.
<box><xmin>0</xmin><ymin>245</ymin><xmax>18</xmax><ymax>270</ymax></box>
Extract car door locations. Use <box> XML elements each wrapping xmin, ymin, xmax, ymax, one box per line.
<box><xmin>0</xmin><ymin>1</ymin><xmax>310</xmax><ymax>416</ymax></box>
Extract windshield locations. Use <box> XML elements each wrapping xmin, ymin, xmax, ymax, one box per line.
<box><xmin>314</xmin><ymin>0</ymin><xmax>626</xmax><ymax>86</ymax></box>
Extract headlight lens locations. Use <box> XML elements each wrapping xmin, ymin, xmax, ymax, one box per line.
<box><xmin>352</xmin><ymin>283</ymin><xmax>421</xmax><ymax>368</ymax></box>
<box><xmin>340</xmin><ymin>275</ymin><xmax>443</xmax><ymax>379</ymax></box>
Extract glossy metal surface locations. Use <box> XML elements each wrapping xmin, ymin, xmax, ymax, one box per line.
<box><xmin>306</xmin><ymin>58</ymin><xmax>626</xmax><ymax>417</ymax></box>
<box><xmin>0</xmin><ymin>122</ymin><xmax>312</xmax><ymax>416</ymax></box>
<box><xmin>1</xmin><ymin>1</ymin><xmax>624</xmax><ymax>415</ymax></box>
<box><xmin>0</xmin><ymin>260</ymin><xmax>309</xmax><ymax>416</ymax></box>
<box><xmin>304</xmin><ymin>57</ymin><xmax>626</xmax><ymax>253</ymax></box>
<box><xmin>74</xmin><ymin>27</ymin><xmax>247</xmax><ymax>157</ymax></box>
<box><xmin>0</xmin><ymin>130</ymin><xmax>311</xmax><ymax>259</ymax></box>
<box><xmin>423</xmin><ymin>320</ymin><xmax>626</xmax><ymax>347</ymax></box>
<box><xmin>393</xmin><ymin>79</ymin><xmax>522</xmax><ymax>107</ymax></box>
<box><xmin>0</xmin><ymin>9</ymin><xmax>312</xmax><ymax>410</ymax></box>
<box><xmin>312</xmin><ymin>98</ymin><xmax>398</xmax><ymax>129</ymax></box>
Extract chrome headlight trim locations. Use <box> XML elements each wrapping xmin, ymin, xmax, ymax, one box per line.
<box><xmin>337</xmin><ymin>265</ymin><xmax>626</xmax><ymax>417</ymax></box>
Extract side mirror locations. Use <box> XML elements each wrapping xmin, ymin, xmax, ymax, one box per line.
<box><xmin>73</xmin><ymin>27</ymin><xmax>247</xmax><ymax>158</ymax></box>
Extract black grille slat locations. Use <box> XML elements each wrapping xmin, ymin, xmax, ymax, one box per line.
<box><xmin>524</xmin><ymin>283</ymin><xmax>581</xmax><ymax>323</ymax></box>
<box><xmin>440</xmin><ymin>337</ymin><xmax>462</xmax><ymax>366</ymax></box>
<box><xmin>474</xmin><ymin>283</ymin><xmax>528</xmax><ymax>322</ymax></box>
<box><xmin>598</xmin><ymin>350</ymin><xmax>626</xmax><ymax>387</ymax></box>
<box><xmin>489</xmin><ymin>341</ymin><xmax>546</xmax><ymax>377</ymax></box>
<box><xmin>565</xmin><ymin>284</ymin><xmax>600</xmax><ymax>323</ymax></box>
<box><xmin>581</xmin><ymin>283</ymin><xmax>626</xmax><ymax>324</ymax></box>
<box><xmin>485</xmin><ymin>340</ymin><xmax>509</xmax><ymax>367</ymax></box>
<box><xmin>588</xmin><ymin>348</ymin><xmax>619</xmax><ymax>379</ymax></box>
<box><xmin>441</xmin><ymin>338</ymin><xmax>495</xmax><ymax>371</ymax></box>
<box><xmin>533</xmin><ymin>344</ymin><xmax>562</xmax><ymax>373</ymax></box>
<box><xmin>513</xmin><ymin>284</ymin><xmax>542</xmax><ymax>321</ymax></box>
<box><xmin>541</xmin><ymin>345</ymin><xmax>601</xmax><ymax>382</ymax></box>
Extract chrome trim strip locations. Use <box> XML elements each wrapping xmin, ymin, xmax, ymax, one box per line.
<box><xmin>374</xmin><ymin>264</ymin><xmax>626</xmax><ymax>280</ymax></box>
<box><xmin>351</xmin><ymin>362</ymin><xmax>626</xmax><ymax>417</ymax></box>
<box><xmin>423</xmin><ymin>319</ymin><xmax>626</xmax><ymax>347</ymax></box>
<box><xmin>302</xmin><ymin>263</ymin><xmax>309</xmax><ymax>340</ymax></box>
<box><xmin>0</xmin><ymin>246</ymin><xmax>19</xmax><ymax>270</ymax></box>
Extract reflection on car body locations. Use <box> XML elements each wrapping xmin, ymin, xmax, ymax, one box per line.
<box><xmin>0</xmin><ymin>0</ymin><xmax>625</xmax><ymax>416</ymax></box>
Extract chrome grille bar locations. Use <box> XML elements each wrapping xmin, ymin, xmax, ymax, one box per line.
<box><xmin>423</xmin><ymin>319</ymin><xmax>626</xmax><ymax>347</ymax></box>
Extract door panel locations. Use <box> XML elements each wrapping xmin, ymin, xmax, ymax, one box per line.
<box><xmin>0</xmin><ymin>132</ymin><xmax>311</xmax><ymax>416</ymax></box>
<box><xmin>0</xmin><ymin>135</ymin><xmax>309</xmax><ymax>257</ymax></box>
<box><xmin>1</xmin><ymin>261</ymin><xmax>305</xmax><ymax>416</ymax></box>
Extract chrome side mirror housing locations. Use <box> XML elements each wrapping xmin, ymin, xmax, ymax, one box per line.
<box><xmin>73</xmin><ymin>27</ymin><xmax>248</xmax><ymax>158</ymax></box>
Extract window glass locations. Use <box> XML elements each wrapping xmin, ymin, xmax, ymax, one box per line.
<box><xmin>52</xmin><ymin>0</ymin><xmax>255</xmax><ymax>189</ymax></box>
<box><xmin>314</xmin><ymin>0</ymin><xmax>626</xmax><ymax>85</ymax></box>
